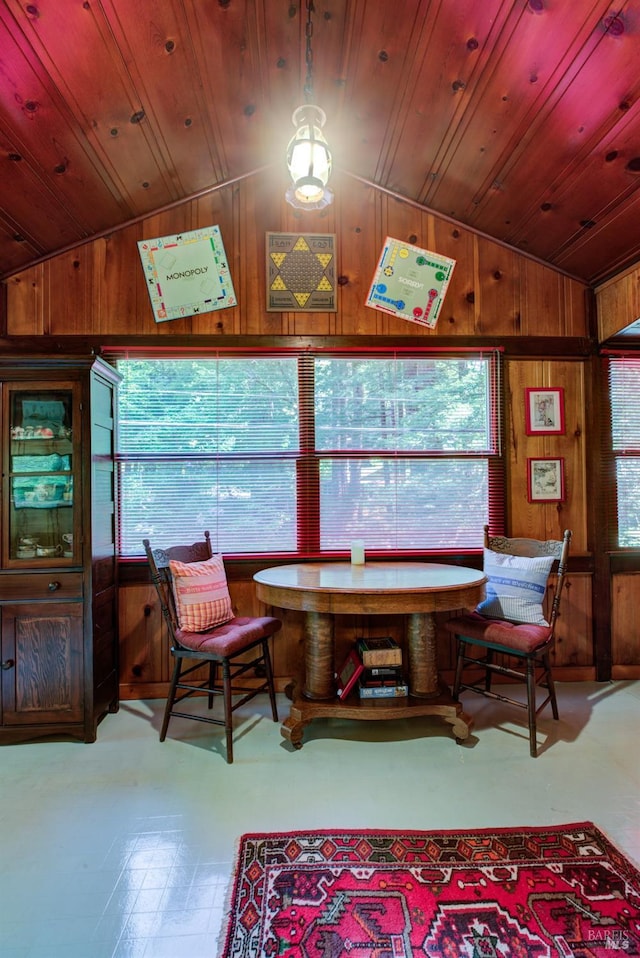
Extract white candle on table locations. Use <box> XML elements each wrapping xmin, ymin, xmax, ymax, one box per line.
<box><xmin>350</xmin><ymin>539</ymin><xmax>365</xmax><ymax>565</ymax></box>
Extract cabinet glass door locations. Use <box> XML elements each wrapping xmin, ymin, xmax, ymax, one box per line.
<box><xmin>8</xmin><ymin>387</ymin><xmax>76</xmax><ymax>564</ymax></box>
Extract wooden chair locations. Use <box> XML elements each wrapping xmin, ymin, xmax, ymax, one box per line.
<box><xmin>444</xmin><ymin>525</ymin><xmax>571</xmax><ymax>757</ymax></box>
<box><xmin>143</xmin><ymin>533</ymin><xmax>281</xmax><ymax>763</ymax></box>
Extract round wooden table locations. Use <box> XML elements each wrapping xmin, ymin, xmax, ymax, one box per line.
<box><xmin>254</xmin><ymin>561</ymin><xmax>486</xmax><ymax>749</ymax></box>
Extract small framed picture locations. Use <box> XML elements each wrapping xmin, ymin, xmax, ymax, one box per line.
<box><xmin>525</xmin><ymin>387</ymin><xmax>565</xmax><ymax>435</ymax></box>
<box><xmin>527</xmin><ymin>457</ymin><xmax>565</xmax><ymax>502</ymax></box>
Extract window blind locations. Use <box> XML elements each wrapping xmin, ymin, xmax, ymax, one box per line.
<box><xmin>607</xmin><ymin>355</ymin><xmax>640</xmax><ymax>548</ymax></box>
<box><xmin>113</xmin><ymin>348</ymin><xmax>503</xmax><ymax>558</ymax></box>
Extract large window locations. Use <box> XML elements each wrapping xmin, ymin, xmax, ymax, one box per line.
<box><xmin>608</xmin><ymin>356</ymin><xmax>640</xmax><ymax>548</ymax></box>
<box><xmin>114</xmin><ymin>350</ymin><xmax>503</xmax><ymax>557</ymax></box>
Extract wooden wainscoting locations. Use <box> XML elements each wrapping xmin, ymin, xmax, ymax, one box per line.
<box><xmin>118</xmin><ymin>568</ymin><xmax>597</xmax><ymax>700</ymax></box>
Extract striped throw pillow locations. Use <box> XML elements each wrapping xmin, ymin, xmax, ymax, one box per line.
<box><xmin>476</xmin><ymin>548</ymin><xmax>554</xmax><ymax>626</ymax></box>
<box><xmin>169</xmin><ymin>554</ymin><xmax>233</xmax><ymax>633</ymax></box>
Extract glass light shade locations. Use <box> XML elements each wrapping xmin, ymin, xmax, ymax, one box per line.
<box><xmin>286</xmin><ymin>104</ymin><xmax>333</xmax><ymax>208</ymax></box>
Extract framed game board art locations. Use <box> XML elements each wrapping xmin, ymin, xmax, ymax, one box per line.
<box><xmin>138</xmin><ymin>225</ymin><xmax>236</xmax><ymax>323</ymax></box>
<box><xmin>365</xmin><ymin>236</ymin><xmax>456</xmax><ymax>329</ymax></box>
<box><xmin>266</xmin><ymin>232</ymin><xmax>336</xmax><ymax>311</ymax></box>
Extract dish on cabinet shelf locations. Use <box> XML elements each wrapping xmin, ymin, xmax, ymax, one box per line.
<box><xmin>13</xmin><ymin>476</ymin><xmax>71</xmax><ymax>506</ymax></box>
<box><xmin>36</xmin><ymin>545</ymin><xmax>61</xmax><ymax>558</ymax></box>
<box><xmin>14</xmin><ymin>500</ymin><xmax>72</xmax><ymax>509</ymax></box>
<box><xmin>12</xmin><ymin>453</ymin><xmax>70</xmax><ymax>472</ymax></box>
<box><xmin>11</xmin><ymin>427</ymin><xmax>70</xmax><ymax>440</ymax></box>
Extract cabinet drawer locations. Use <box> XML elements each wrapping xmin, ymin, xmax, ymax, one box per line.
<box><xmin>0</xmin><ymin>572</ymin><xmax>83</xmax><ymax>601</ymax></box>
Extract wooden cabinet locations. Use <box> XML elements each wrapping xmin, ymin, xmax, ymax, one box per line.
<box><xmin>0</xmin><ymin>356</ymin><xmax>120</xmax><ymax>743</ymax></box>
<box><xmin>1</xmin><ymin>597</ymin><xmax>84</xmax><ymax>728</ymax></box>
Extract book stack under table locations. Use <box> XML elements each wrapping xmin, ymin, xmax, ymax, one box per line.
<box><xmin>336</xmin><ymin>638</ymin><xmax>408</xmax><ymax>700</ymax></box>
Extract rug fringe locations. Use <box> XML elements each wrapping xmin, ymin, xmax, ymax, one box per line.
<box><xmin>590</xmin><ymin>820</ymin><xmax>640</xmax><ymax>871</ymax></box>
<box><xmin>216</xmin><ymin>833</ymin><xmax>245</xmax><ymax>958</ymax></box>
<box><xmin>233</xmin><ymin>821</ymin><xmax>598</xmax><ymax>841</ymax></box>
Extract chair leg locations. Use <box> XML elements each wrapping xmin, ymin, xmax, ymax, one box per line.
<box><xmin>262</xmin><ymin>638</ymin><xmax>279</xmax><ymax>722</ymax></box>
<box><xmin>542</xmin><ymin>651</ymin><xmax>559</xmax><ymax>719</ymax></box>
<box><xmin>453</xmin><ymin>639</ymin><xmax>465</xmax><ymax>700</ymax></box>
<box><xmin>526</xmin><ymin>657</ymin><xmax>538</xmax><ymax>758</ymax></box>
<box><xmin>222</xmin><ymin>659</ymin><xmax>234</xmax><ymax>764</ymax></box>
<box><xmin>207</xmin><ymin>661</ymin><xmax>216</xmax><ymax>709</ymax></box>
<box><xmin>160</xmin><ymin>653</ymin><xmax>182</xmax><ymax>742</ymax></box>
<box><xmin>485</xmin><ymin>648</ymin><xmax>494</xmax><ymax>692</ymax></box>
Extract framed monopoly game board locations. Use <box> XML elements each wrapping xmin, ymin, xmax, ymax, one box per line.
<box><xmin>365</xmin><ymin>237</ymin><xmax>455</xmax><ymax>329</ymax></box>
<box><xmin>138</xmin><ymin>225</ymin><xmax>236</xmax><ymax>323</ymax></box>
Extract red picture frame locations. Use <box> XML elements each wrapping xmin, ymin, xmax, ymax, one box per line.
<box><xmin>527</xmin><ymin>457</ymin><xmax>565</xmax><ymax>502</ymax></box>
<box><xmin>525</xmin><ymin>388</ymin><xmax>565</xmax><ymax>435</ymax></box>
<box><xmin>335</xmin><ymin>648</ymin><xmax>364</xmax><ymax>699</ymax></box>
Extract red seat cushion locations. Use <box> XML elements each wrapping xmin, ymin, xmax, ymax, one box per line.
<box><xmin>175</xmin><ymin>615</ymin><xmax>281</xmax><ymax>657</ymax></box>
<box><xmin>445</xmin><ymin>611</ymin><xmax>552</xmax><ymax>654</ymax></box>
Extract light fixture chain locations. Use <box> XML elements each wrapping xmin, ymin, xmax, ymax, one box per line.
<box><xmin>304</xmin><ymin>0</ymin><xmax>314</xmax><ymax>102</ymax></box>
<box><xmin>285</xmin><ymin>0</ymin><xmax>333</xmax><ymax>209</ymax></box>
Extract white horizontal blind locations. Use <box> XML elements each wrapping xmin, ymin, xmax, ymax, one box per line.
<box><xmin>305</xmin><ymin>355</ymin><xmax>498</xmax><ymax>552</ymax></box>
<box><xmin>114</xmin><ymin>350</ymin><xmax>502</xmax><ymax>557</ymax></box>
<box><xmin>608</xmin><ymin>356</ymin><xmax>640</xmax><ymax>547</ymax></box>
<box><xmin>117</xmin><ymin>356</ymin><xmax>300</xmax><ymax>555</ymax></box>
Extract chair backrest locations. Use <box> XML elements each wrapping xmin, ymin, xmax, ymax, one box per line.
<box><xmin>143</xmin><ymin>532</ymin><xmax>213</xmax><ymax>636</ymax></box>
<box><xmin>483</xmin><ymin>525</ymin><xmax>572</xmax><ymax>631</ymax></box>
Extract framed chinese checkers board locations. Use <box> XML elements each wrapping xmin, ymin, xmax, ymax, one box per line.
<box><xmin>266</xmin><ymin>232</ymin><xmax>336</xmax><ymax>311</ymax></box>
<box><xmin>365</xmin><ymin>236</ymin><xmax>456</xmax><ymax>329</ymax></box>
<box><xmin>138</xmin><ymin>225</ymin><xmax>236</xmax><ymax>323</ymax></box>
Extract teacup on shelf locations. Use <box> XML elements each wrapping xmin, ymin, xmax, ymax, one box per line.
<box><xmin>34</xmin><ymin>482</ymin><xmax>62</xmax><ymax>502</ymax></box>
<box><xmin>36</xmin><ymin>545</ymin><xmax>62</xmax><ymax>558</ymax></box>
<box><xmin>16</xmin><ymin>547</ymin><xmax>36</xmax><ymax>559</ymax></box>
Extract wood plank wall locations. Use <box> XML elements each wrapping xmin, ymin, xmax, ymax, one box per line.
<box><xmin>596</xmin><ymin>264</ymin><xmax>640</xmax><ymax>341</ymax></box>
<box><xmin>5</xmin><ymin>168</ymin><xmax>633</xmax><ymax>697</ymax></box>
<box><xmin>5</xmin><ymin>171</ymin><xmax>588</xmax><ymax>339</ymax></box>
<box><xmin>594</xmin><ymin>268</ymin><xmax>640</xmax><ymax>679</ymax></box>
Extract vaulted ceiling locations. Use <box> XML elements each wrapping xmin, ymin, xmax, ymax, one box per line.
<box><xmin>2</xmin><ymin>0</ymin><xmax>640</xmax><ymax>287</ymax></box>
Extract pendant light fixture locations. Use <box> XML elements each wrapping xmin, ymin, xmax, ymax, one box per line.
<box><xmin>285</xmin><ymin>0</ymin><xmax>333</xmax><ymax>209</ymax></box>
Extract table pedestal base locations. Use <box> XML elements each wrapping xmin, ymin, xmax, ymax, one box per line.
<box><xmin>254</xmin><ymin>562</ymin><xmax>486</xmax><ymax>754</ymax></box>
<box><xmin>280</xmin><ymin>682</ymin><xmax>474</xmax><ymax>750</ymax></box>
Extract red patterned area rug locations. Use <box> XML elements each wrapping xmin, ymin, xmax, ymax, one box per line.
<box><xmin>218</xmin><ymin>823</ymin><xmax>640</xmax><ymax>957</ymax></box>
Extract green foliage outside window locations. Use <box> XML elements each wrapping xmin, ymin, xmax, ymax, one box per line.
<box><xmin>116</xmin><ymin>352</ymin><xmax>501</xmax><ymax>557</ymax></box>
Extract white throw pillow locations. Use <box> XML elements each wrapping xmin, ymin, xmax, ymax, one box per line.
<box><xmin>476</xmin><ymin>548</ymin><xmax>554</xmax><ymax>626</ymax></box>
